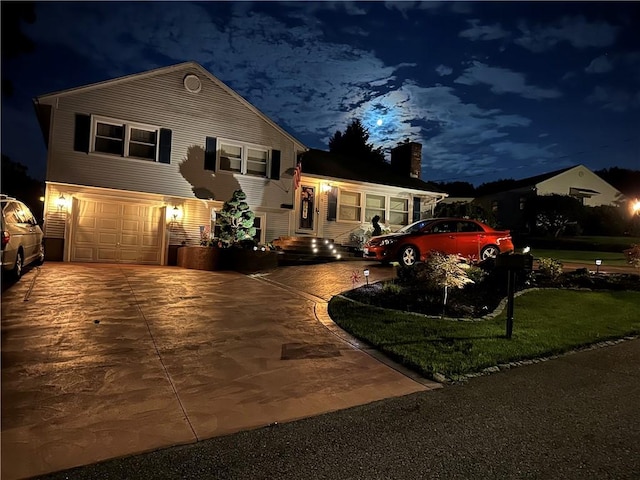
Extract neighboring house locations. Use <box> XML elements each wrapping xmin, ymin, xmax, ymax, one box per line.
<box><xmin>34</xmin><ymin>62</ymin><xmax>305</xmax><ymax>264</ymax></box>
<box><xmin>473</xmin><ymin>164</ymin><xmax>625</xmax><ymax>232</ymax></box>
<box><xmin>33</xmin><ymin>62</ymin><xmax>445</xmax><ymax>265</ymax></box>
<box><xmin>296</xmin><ymin>142</ymin><xmax>447</xmax><ymax>245</ymax></box>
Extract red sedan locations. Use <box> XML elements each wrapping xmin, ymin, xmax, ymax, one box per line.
<box><xmin>363</xmin><ymin>217</ymin><xmax>514</xmax><ymax>267</ymax></box>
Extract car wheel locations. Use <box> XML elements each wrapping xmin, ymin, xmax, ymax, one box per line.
<box><xmin>12</xmin><ymin>249</ymin><xmax>24</xmax><ymax>280</ymax></box>
<box><xmin>480</xmin><ymin>245</ymin><xmax>500</xmax><ymax>260</ymax></box>
<box><xmin>399</xmin><ymin>245</ymin><xmax>418</xmax><ymax>267</ymax></box>
<box><xmin>37</xmin><ymin>243</ymin><xmax>45</xmax><ymax>265</ymax></box>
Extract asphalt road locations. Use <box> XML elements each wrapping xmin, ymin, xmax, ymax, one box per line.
<box><xmin>37</xmin><ymin>338</ymin><xmax>640</xmax><ymax>480</ymax></box>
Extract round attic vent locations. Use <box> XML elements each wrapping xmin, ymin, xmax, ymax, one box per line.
<box><xmin>183</xmin><ymin>74</ymin><xmax>202</xmax><ymax>93</ymax></box>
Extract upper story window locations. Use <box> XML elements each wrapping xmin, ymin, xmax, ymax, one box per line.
<box><xmin>219</xmin><ymin>141</ymin><xmax>270</xmax><ymax>177</ymax></box>
<box><xmin>92</xmin><ymin>116</ymin><xmax>159</xmax><ymax>161</ymax></box>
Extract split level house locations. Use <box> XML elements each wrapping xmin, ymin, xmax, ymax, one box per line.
<box><xmin>34</xmin><ymin>61</ymin><xmax>446</xmax><ymax>266</ymax></box>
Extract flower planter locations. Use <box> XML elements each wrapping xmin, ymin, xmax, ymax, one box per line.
<box><xmin>177</xmin><ymin>246</ymin><xmax>225</xmax><ymax>271</ymax></box>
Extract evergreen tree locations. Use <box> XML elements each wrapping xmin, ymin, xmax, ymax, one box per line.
<box><xmin>328</xmin><ymin>119</ymin><xmax>385</xmax><ymax>164</ymax></box>
<box><xmin>217</xmin><ymin>189</ymin><xmax>256</xmax><ymax>247</ymax></box>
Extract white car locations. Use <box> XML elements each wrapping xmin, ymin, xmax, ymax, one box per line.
<box><xmin>1</xmin><ymin>195</ymin><xmax>45</xmax><ymax>280</ymax></box>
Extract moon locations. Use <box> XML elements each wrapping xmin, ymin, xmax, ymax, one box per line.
<box><xmin>376</xmin><ymin>118</ymin><xmax>383</xmax><ymax>126</ymax></box>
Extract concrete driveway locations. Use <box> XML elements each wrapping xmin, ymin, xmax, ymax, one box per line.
<box><xmin>1</xmin><ymin>261</ymin><xmax>438</xmax><ymax>480</ymax></box>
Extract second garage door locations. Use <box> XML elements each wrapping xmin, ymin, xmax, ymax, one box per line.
<box><xmin>71</xmin><ymin>199</ymin><xmax>163</xmax><ymax>264</ymax></box>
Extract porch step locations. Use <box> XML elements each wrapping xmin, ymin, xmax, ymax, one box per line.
<box><xmin>272</xmin><ymin>236</ymin><xmax>362</xmax><ymax>265</ymax></box>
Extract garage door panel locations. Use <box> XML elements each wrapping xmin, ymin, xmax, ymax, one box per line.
<box><xmin>71</xmin><ymin>198</ymin><xmax>162</xmax><ymax>264</ymax></box>
<box><xmin>96</xmin><ymin>248</ymin><xmax>118</xmax><ymax>262</ymax></box>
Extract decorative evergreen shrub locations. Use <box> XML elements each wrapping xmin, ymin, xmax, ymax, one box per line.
<box><xmin>217</xmin><ymin>189</ymin><xmax>256</xmax><ymax>248</ymax></box>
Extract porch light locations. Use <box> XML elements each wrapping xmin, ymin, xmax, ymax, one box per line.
<box><xmin>632</xmin><ymin>199</ymin><xmax>640</xmax><ymax>215</ymax></box>
<box><xmin>320</xmin><ymin>183</ymin><xmax>332</xmax><ymax>194</ymax></box>
<box><xmin>168</xmin><ymin>205</ymin><xmax>183</xmax><ymax>222</ymax></box>
<box><xmin>56</xmin><ymin>194</ymin><xmax>67</xmax><ymax>211</ymax></box>
<box><xmin>522</xmin><ymin>246</ymin><xmax>531</xmax><ymax>254</ymax></box>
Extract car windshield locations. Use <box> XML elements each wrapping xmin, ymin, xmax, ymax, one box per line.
<box><xmin>397</xmin><ymin>219</ymin><xmax>437</xmax><ymax>234</ymax></box>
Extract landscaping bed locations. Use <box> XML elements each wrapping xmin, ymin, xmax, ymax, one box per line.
<box><xmin>342</xmin><ymin>263</ymin><xmax>640</xmax><ymax>319</ymax></box>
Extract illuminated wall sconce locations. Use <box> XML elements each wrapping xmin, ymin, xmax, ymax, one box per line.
<box><xmin>167</xmin><ymin>205</ymin><xmax>183</xmax><ymax>223</ymax></box>
<box><xmin>56</xmin><ymin>194</ymin><xmax>68</xmax><ymax>211</ymax></box>
<box><xmin>320</xmin><ymin>183</ymin><xmax>333</xmax><ymax>194</ymax></box>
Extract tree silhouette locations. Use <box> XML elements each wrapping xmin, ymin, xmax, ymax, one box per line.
<box><xmin>2</xmin><ymin>2</ymin><xmax>36</xmax><ymax>98</ymax></box>
<box><xmin>328</xmin><ymin>119</ymin><xmax>385</xmax><ymax>164</ymax></box>
<box><xmin>1</xmin><ymin>154</ymin><xmax>44</xmax><ymax>220</ymax></box>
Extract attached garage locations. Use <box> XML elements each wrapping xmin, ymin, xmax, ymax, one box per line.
<box><xmin>70</xmin><ymin>198</ymin><xmax>164</xmax><ymax>264</ymax></box>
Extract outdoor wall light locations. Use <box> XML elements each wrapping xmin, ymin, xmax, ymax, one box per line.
<box><xmin>320</xmin><ymin>183</ymin><xmax>332</xmax><ymax>194</ymax></box>
<box><xmin>56</xmin><ymin>194</ymin><xmax>67</xmax><ymax>211</ymax></box>
<box><xmin>522</xmin><ymin>246</ymin><xmax>531</xmax><ymax>254</ymax></box>
<box><xmin>168</xmin><ymin>205</ymin><xmax>182</xmax><ymax>223</ymax></box>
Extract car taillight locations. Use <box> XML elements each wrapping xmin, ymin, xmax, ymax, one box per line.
<box><xmin>1</xmin><ymin>230</ymin><xmax>9</xmax><ymax>249</ymax></box>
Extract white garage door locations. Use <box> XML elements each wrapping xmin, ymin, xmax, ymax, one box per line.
<box><xmin>71</xmin><ymin>199</ymin><xmax>163</xmax><ymax>264</ymax></box>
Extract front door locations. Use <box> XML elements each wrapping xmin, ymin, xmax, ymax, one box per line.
<box><xmin>298</xmin><ymin>185</ymin><xmax>315</xmax><ymax>232</ymax></box>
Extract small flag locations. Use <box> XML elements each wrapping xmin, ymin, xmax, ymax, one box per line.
<box><xmin>293</xmin><ymin>161</ymin><xmax>302</xmax><ymax>191</ymax></box>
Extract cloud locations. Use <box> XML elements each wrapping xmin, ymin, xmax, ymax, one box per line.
<box><xmin>24</xmin><ymin>2</ymin><xmax>557</xmax><ymax>182</ymax></box>
<box><xmin>585</xmin><ymin>55</ymin><xmax>613</xmax><ymax>74</ymax></box>
<box><xmin>435</xmin><ymin>64</ymin><xmax>453</xmax><ymax>76</ymax></box>
<box><xmin>454</xmin><ymin>62</ymin><xmax>563</xmax><ymax>100</ymax></box>
<box><xmin>515</xmin><ymin>16</ymin><xmax>619</xmax><ymax>53</ymax></box>
<box><xmin>586</xmin><ymin>86</ymin><xmax>640</xmax><ymax>112</ymax></box>
<box><xmin>459</xmin><ymin>19</ymin><xmax>510</xmax><ymax>41</ymax></box>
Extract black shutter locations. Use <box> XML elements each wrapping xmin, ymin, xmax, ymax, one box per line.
<box><xmin>413</xmin><ymin>197</ymin><xmax>421</xmax><ymax>222</ymax></box>
<box><xmin>159</xmin><ymin>128</ymin><xmax>172</xmax><ymax>164</ymax></box>
<box><xmin>270</xmin><ymin>150</ymin><xmax>281</xmax><ymax>179</ymax></box>
<box><xmin>327</xmin><ymin>187</ymin><xmax>338</xmax><ymax>221</ymax></box>
<box><xmin>205</xmin><ymin>136</ymin><xmax>217</xmax><ymax>171</ymax></box>
<box><xmin>74</xmin><ymin>114</ymin><xmax>91</xmax><ymax>153</ymax></box>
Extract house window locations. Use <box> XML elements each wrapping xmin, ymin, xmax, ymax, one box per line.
<box><xmin>218</xmin><ymin>141</ymin><xmax>271</xmax><ymax>177</ymax></box>
<box><xmin>253</xmin><ymin>214</ymin><xmax>265</xmax><ymax>244</ymax></box>
<box><xmin>365</xmin><ymin>194</ymin><xmax>385</xmax><ymax>222</ymax></box>
<box><xmin>220</xmin><ymin>144</ymin><xmax>242</xmax><ymax>173</ymax></box>
<box><xmin>247</xmin><ymin>149</ymin><xmax>268</xmax><ymax>176</ymax></box>
<box><xmin>519</xmin><ymin>197</ymin><xmax>526</xmax><ymax>211</ymax></box>
<box><xmin>389</xmin><ymin>197</ymin><xmax>409</xmax><ymax>225</ymax></box>
<box><xmin>92</xmin><ymin>117</ymin><xmax>158</xmax><ymax>161</ymax></box>
<box><xmin>339</xmin><ymin>191</ymin><xmax>361</xmax><ymax>222</ymax></box>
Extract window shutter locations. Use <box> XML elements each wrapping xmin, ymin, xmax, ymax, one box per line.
<box><xmin>205</xmin><ymin>136</ymin><xmax>217</xmax><ymax>171</ymax></box>
<box><xmin>270</xmin><ymin>150</ymin><xmax>281</xmax><ymax>179</ymax></box>
<box><xmin>327</xmin><ymin>187</ymin><xmax>338</xmax><ymax>221</ymax></box>
<box><xmin>159</xmin><ymin>128</ymin><xmax>172</xmax><ymax>164</ymax></box>
<box><xmin>413</xmin><ymin>197</ymin><xmax>421</xmax><ymax>222</ymax></box>
<box><xmin>74</xmin><ymin>114</ymin><xmax>91</xmax><ymax>153</ymax></box>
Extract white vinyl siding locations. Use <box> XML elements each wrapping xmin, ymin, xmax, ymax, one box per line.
<box><xmin>92</xmin><ymin>115</ymin><xmax>159</xmax><ymax>162</ymax></box>
<box><xmin>339</xmin><ymin>191</ymin><xmax>361</xmax><ymax>222</ymax></box>
<box><xmin>41</xmin><ymin>64</ymin><xmax>305</xmax><ymax>208</ymax></box>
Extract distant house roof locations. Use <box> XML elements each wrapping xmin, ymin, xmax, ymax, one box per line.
<box><xmin>476</xmin><ymin>165</ymin><xmax>576</xmax><ymax>196</ymax></box>
<box><xmin>298</xmin><ymin>149</ymin><xmax>446</xmax><ymax>194</ymax></box>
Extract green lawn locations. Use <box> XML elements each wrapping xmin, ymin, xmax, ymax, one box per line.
<box><xmin>328</xmin><ymin>290</ymin><xmax>640</xmax><ymax>380</ymax></box>
<box><xmin>532</xmin><ymin>249</ymin><xmax>628</xmax><ymax>266</ymax></box>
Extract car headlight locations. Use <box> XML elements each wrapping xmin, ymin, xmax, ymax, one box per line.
<box><xmin>380</xmin><ymin>238</ymin><xmax>397</xmax><ymax>246</ymax></box>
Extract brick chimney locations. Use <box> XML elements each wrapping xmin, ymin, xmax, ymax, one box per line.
<box><xmin>390</xmin><ymin>141</ymin><xmax>422</xmax><ymax>179</ymax></box>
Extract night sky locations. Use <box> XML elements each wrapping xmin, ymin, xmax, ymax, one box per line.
<box><xmin>2</xmin><ymin>1</ymin><xmax>639</xmax><ymax>185</ymax></box>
